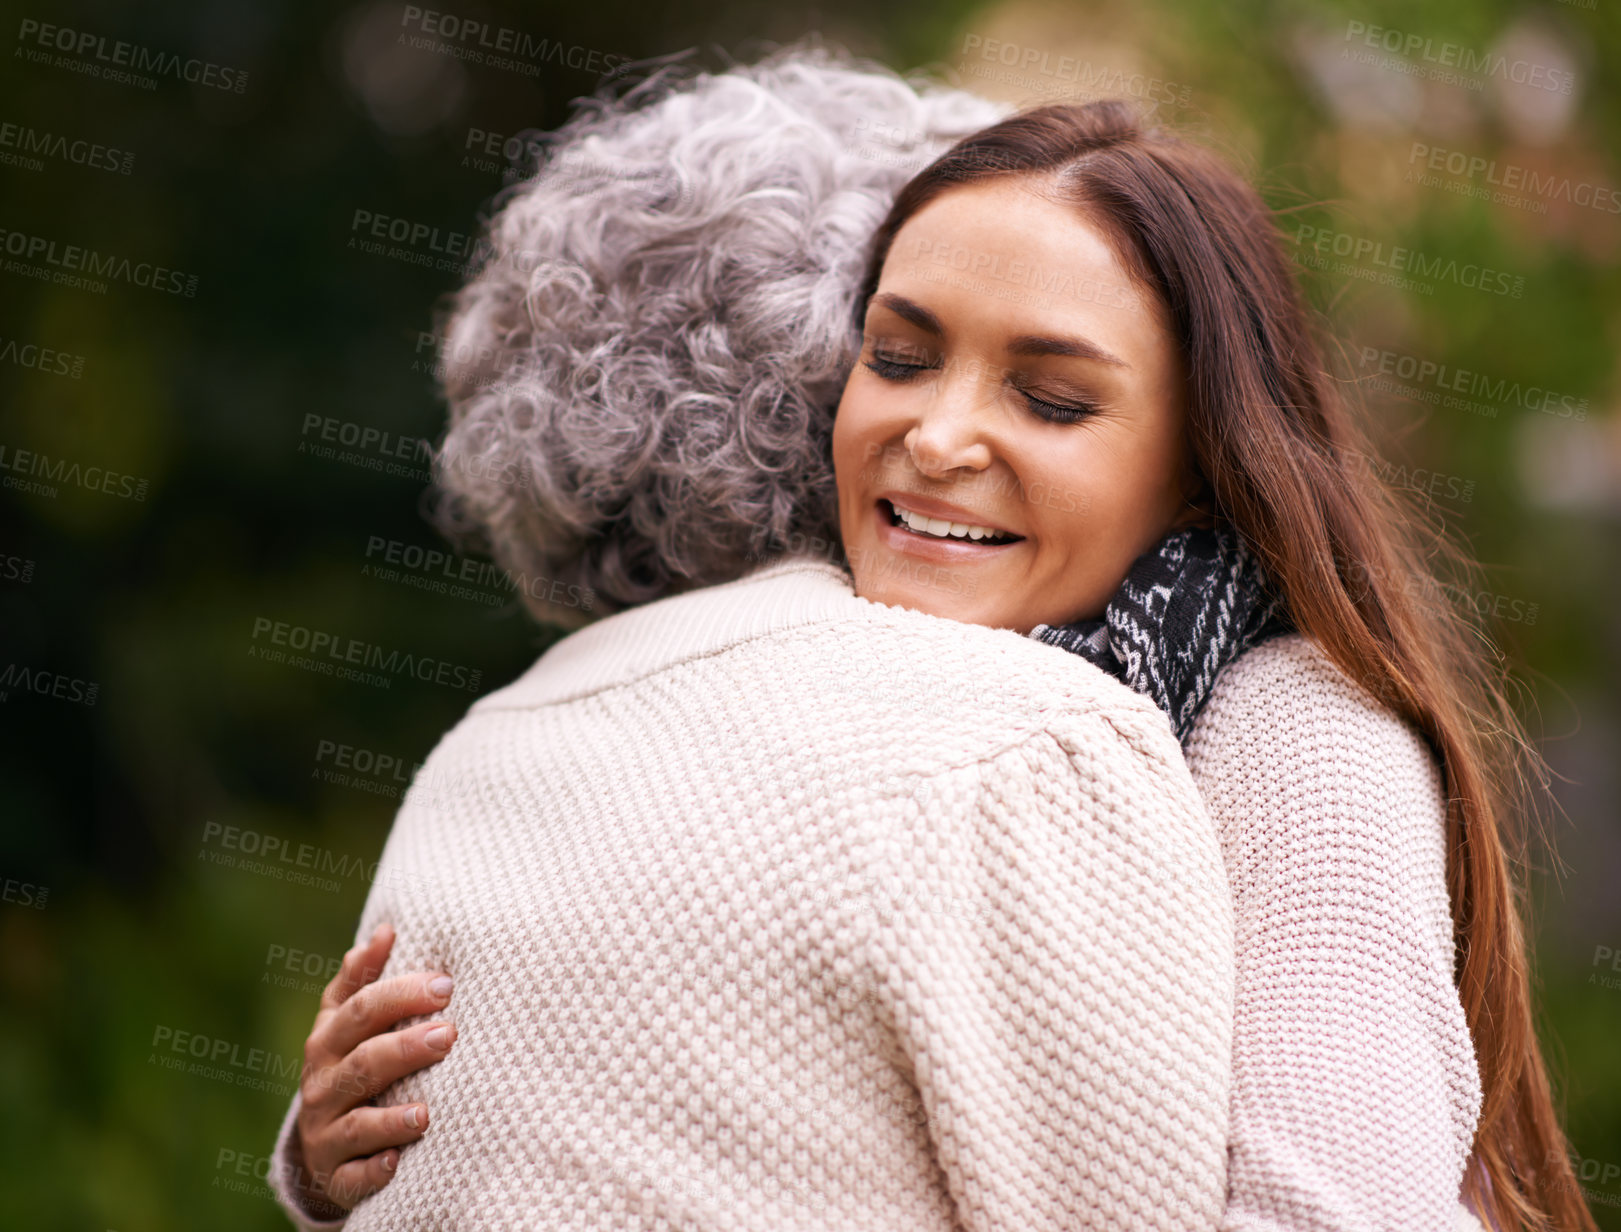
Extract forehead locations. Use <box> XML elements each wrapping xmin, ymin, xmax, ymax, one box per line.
<box><xmin>878</xmin><ymin>177</ymin><xmax>1168</xmax><ymax>348</ymax></box>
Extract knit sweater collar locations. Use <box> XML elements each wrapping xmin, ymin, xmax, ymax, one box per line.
<box><xmin>475</xmin><ymin>553</ymin><xmax>862</xmax><ymax>710</ymax></box>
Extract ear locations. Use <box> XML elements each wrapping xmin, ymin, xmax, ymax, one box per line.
<box><xmin>1171</xmin><ymin>501</ymin><xmax>1218</xmax><ymax>532</ymax></box>
<box><xmin>1170</xmin><ymin>465</ymin><xmax>1218</xmax><ymax>531</ymax></box>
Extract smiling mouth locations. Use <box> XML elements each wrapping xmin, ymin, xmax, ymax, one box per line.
<box><xmin>881</xmin><ymin>499</ymin><xmax>1024</xmax><ymax>545</ymax></box>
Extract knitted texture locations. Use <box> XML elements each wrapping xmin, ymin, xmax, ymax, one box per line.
<box><xmin>1184</xmin><ymin>633</ymin><xmax>1484</xmax><ymax>1232</ymax></box>
<box><xmin>1030</xmin><ymin>526</ymin><xmax>1294</xmax><ymax>745</ymax></box>
<box><xmin>270</xmin><ymin>554</ymin><xmax>1235</xmax><ymax>1231</ymax></box>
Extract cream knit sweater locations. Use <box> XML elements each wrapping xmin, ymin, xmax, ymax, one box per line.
<box><xmin>1183</xmin><ymin>633</ymin><xmax>1484</xmax><ymax>1232</ymax></box>
<box><xmin>271</xmin><ymin>553</ymin><xmax>1483</xmax><ymax>1231</ymax></box>
<box><xmin>271</xmin><ymin>553</ymin><xmax>1235</xmax><ymax>1230</ymax></box>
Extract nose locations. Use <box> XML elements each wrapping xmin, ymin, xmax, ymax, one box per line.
<box><xmin>904</xmin><ymin>361</ymin><xmax>997</xmax><ymax>477</ymax></box>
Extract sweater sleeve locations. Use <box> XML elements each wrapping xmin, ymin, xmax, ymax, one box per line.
<box><xmin>267</xmin><ymin>888</ymin><xmax>409</xmax><ymax>1230</ymax></box>
<box><xmin>269</xmin><ymin>1090</ymin><xmax>350</xmax><ymax>1230</ymax></box>
<box><xmin>1183</xmin><ymin>635</ymin><xmax>1483</xmax><ymax>1232</ymax></box>
<box><xmin>868</xmin><ymin>707</ymin><xmax>1236</xmax><ymax>1232</ymax></box>
<box><xmin>266</xmin><ymin>781</ymin><xmax>439</xmax><ymax>1229</ymax></box>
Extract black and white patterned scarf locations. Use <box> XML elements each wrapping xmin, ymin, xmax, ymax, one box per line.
<box><xmin>1029</xmin><ymin>526</ymin><xmax>1295</xmax><ymax>746</ymax></box>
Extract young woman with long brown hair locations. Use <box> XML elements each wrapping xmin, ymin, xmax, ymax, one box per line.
<box><xmin>832</xmin><ymin>99</ymin><xmax>1589</xmax><ymax>1232</ymax></box>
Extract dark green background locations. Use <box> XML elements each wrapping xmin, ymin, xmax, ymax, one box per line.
<box><xmin>2</xmin><ymin>0</ymin><xmax>1616</xmax><ymax>1226</ymax></box>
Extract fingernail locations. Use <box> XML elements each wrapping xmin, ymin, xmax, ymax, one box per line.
<box><xmin>371</xmin><ymin>923</ymin><xmax>388</xmax><ymax>942</ymax></box>
<box><xmin>404</xmin><ymin>1105</ymin><xmax>422</xmax><ymax>1130</ymax></box>
<box><xmin>425</xmin><ymin>1025</ymin><xmax>451</xmax><ymax>1050</ymax></box>
<box><xmin>382</xmin><ymin>1151</ymin><xmax>396</xmax><ymax>1172</ymax></box>
<box><xmin>428</xmin><ymin>976</ymin><xmax>453</xmax><ymax>999</ymax></box>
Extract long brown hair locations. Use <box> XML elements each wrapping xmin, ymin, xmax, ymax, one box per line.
<box><xmin>853</xmin><ymin>99</ymin><xmax>1592</xmax><ymax>1232</ymax></box>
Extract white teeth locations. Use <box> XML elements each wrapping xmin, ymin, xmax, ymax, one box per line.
<box><xmin>891</xmin><ymin>503</ymin><xmax>1014</xmax><ymax>543</ymax></box>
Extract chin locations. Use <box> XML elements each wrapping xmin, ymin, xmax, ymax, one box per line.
<box><xmin>853</xmin><ymin>569</ymin><xmax>1016</xmax><ymax>630</ymax></box>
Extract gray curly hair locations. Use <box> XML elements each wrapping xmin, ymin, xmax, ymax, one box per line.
<box><xmin>427</xmin><ymin>39</ymin><xmax>1008</xmax><ymax>628</ymax></box>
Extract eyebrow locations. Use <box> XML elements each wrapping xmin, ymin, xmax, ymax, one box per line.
<box><xmin>869</xmin><ymin>292</ymin><xmax>1130</xmax><ymax>369</ymax></box>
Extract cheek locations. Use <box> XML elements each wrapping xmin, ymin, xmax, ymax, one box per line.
<box><xmin>830</xmin><ymin>395</ymin><xmax>861</xmax><ymax>479</ymax></box>
<box><xmin>1026</xmin><ymin>438</ymin><xmax>1179</xmax><ymax>559</ymax></box>
<box><xmin>833</xmin><ymin>382</ymin><xmax>897</xmax><ymax>488</ymax></box>
<box><xmin>833</xmin><ymin>376</ymin><xmax>868</xmax><ymax>443</ymax></box>
<box><xmin>832</xmin><ymin>420</ymin><xmax>869</xmax><ymax>495</ymax></box>
<box><xmin>1028</xmin><ymin>445</ymin><xmax>1131</xmax><ymax>528</ymax></box>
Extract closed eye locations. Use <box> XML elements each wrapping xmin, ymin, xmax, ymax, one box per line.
<box><xmin>1017</xmin><ymin>388</ymin><xmax>1101</xmax><ymax>424</ymax></box>
<box><xmin>863</xmin><ymin>354</ymin><xmax>930</xmax><ymax>381</ymax></box>
<box><xmin>865</xmin><ymin>353</ymin><xmax>1102</xmax><ymax>425</ymax></box>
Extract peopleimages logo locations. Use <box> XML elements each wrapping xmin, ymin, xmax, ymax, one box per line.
<box><xmin>0</xmin><ymin>551</ymin><xmax>37</xmax><ymax>584</ymax></box>
<box><xmin>909</xmin><ymin>235</ymin><xmax>1141</xmax><ymax>313</ymax></box>
<box><xmin>1408</xmin><ymin>142</ymin><xmax>1621</xmax><ymax>216</ymax></box>
<box><xmin>1346</xmin><ymin>446</ymin><xmax>1476</xmax><ymax>505</ymax></box>
<box><xmin>1291</xmin><ymin>225</ymin><xmax>1525</xmax><ymax>299</ymax></box>
<box><xmin>348</xmin><ymin>207</ymin><xmax>485</xmax><ymax>272</ymax></box>
<box><xmin>956</xmin><ymin>34</ymin><xmax>1192</xmax><ymax>109</ymax></box>
<box><xmin>148</xmin><ymin>1024</ymin><xmax>299</xmax><ymax>1096</ymax></box>
<box><xmin>0</xmin><ymin>663</ymin><xmax>99</xmax><ymax>705</ymax></box>
<box><xmin>0</xmin><ymin>226</ymin><xmax>199</xmax><ymax>296</ymax></box>
<box><xmin>14</xmin><ymin>18</ymin><xmax>250</xmax><ymax>93</ymax></box>
<box><xmin>314</xmin><ymin>738</ymin><xmax>424</xmax><ymax>792</ymax></box>
<box><xmin>248</xmin><ymin>616</ymin><xmax>483</xmax><ymax>693</ymax></box>
<box><xmin>1341</xmin><ymin>20</ymin><xmax>1575</xmax><ymax>95</ymax></box>
<box><xmin>0</xmin><ymin>118</ymin><xmax>135</xmax><ymax>175</ymax></box>
<box><xmin>362</xmin><ymin>534</ymin><xmax>596</xmax><ymax>611</ymax></box>
<box><xmin>0</xmin><ymin>442</ymin><xmax>149</xmax><ymax>500</ymax></box>
<box><xmin>1355</xmin><ymin>345</ymin><xmax>1587</xmax><ymax>421</ymax></box>
<box><xmin>347</xmin><ymin>207</ymin><xmax>560</xmax><ymax>281</ymax></box>
<box><xmin>397</xmin><ymin>6</ymin><xmax>630</xmax><ymax>79</ymax></box>
<box><xmin>0</xmin><ymin>334</ymin><xmax>86</xmax><ymax>379</ymax></box>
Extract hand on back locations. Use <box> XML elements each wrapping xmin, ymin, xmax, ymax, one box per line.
<box><xmin>290</xmin><ymin>923</ymin><xmax>458</xmax><ymax>1214</ymax></box>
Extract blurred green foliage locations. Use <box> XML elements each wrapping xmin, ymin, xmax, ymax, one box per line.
<box><xmin>1</xmin><ymin>0</ymin><xmax>1616</xmax><ymax>1227</ymax></box>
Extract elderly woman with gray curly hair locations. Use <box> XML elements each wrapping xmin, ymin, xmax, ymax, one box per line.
<box><xmin>268</xmin><ymin>40</ymin><xmax>1595</xmax><ymax>1232</ymax></box>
